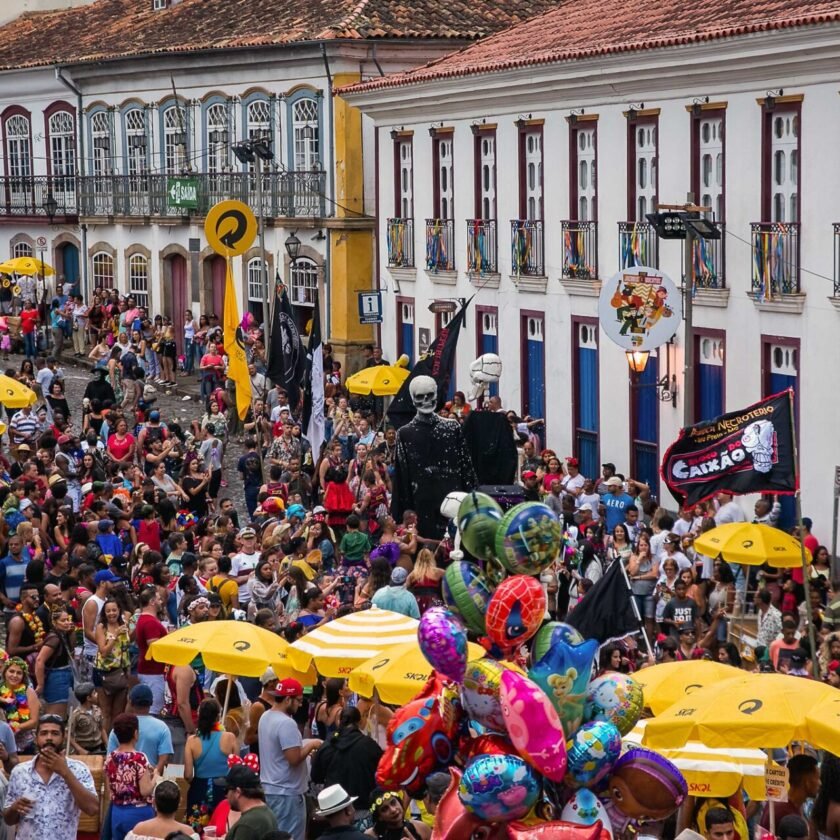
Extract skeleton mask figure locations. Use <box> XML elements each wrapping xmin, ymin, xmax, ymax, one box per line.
<box><xmin>741</xmin><ymin>420</ymin><xmax>775</xmax><ymax>473</ymax></box>
<box><xmin>410</xmin><ymin>375</ymin><xmax>438</xmax><ymax>416</ymax></box>
<box><xmin>467</xmin><ymin>353</ymin><xmax>503</xmax><ymax>402</ymax></box>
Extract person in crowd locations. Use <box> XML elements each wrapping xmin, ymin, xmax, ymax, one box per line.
<box><xmin>225</xmin><ymin>763</ymin><xmax>278</xmax><ymax>840</ymax></box>
<box><xmin>314</xmin><ymin>784</ymin><xmax>368</xmax><ymax>840</ymax></box>
<box><xmin>371</xmin><ymin>567</ymin><xmax>420</xmax><ymax>618</ymax></box>
<box><xmin>759</xmin><ymin>754</ymin><xmax>819</xmax><ymax>828</ymax></box>
<box><xmin>125</xmin><ymin>778</ymin><xmax>196</xmax><ymax>840</ymax></box>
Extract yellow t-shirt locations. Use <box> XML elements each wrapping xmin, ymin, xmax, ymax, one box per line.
<box><xmin>208</xmin><ymin>575</ymin><xmax>239</xmax><ymax>609</ymax></box>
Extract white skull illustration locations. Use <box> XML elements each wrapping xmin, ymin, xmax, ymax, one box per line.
<box><xmin>467</xmin><ymin>353</ymin><xmax>503</xmax><ymax>402</ymax></box>
<box><xmin>741</xmin><ymin>420</ymin><xmax>775</xmax><ymax>473</ymax></box>
<box><xmin>409</xmin><ymin>375</ymin><xmax>438</xmax><ymax>415</ymax></box>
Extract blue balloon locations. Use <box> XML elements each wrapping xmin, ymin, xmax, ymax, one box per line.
<box><xmin>459</xmin><ymin>753</ymin><xmax>540</xmax><ymax>822</ymax></box>
<box><xmin>565</xmin><ymin>720</ymin><xmax>622</xmax><ymax>788</ymax></box>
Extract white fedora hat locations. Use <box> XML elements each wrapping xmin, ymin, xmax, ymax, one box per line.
<box><xmin>315</xmin><ymin>784</ymin><xmax>358</xmax><ymax>818</ymax></box>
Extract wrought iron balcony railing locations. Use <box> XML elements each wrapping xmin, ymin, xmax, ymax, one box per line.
<box><xmin>618</xmin><ymin>221</ymin><xmax>659</xmax><ymax>269</ymax></box>
<box><xmin>0</xmin><ymin>175</ymin><xmax>77</xmax><ymax>217</ymax></box>
<box><xmin>387</xmin><ymin>218</ymin><xmax>414</xmax><ymax>268</ymax></box>
<box><xmin>466</xmin><ymin>218</ymin><xmax>497</xmax><ymax>274</ymax></box>
<box><xmin>561</xmin><ymin>220</ymin><xmax>598</xmax><ymax>280</ymax></box>
<box><xmin>425</xmin><ymin>218</ymin><xmax>454</xmax><ymax>271</ymax></box>
<box><xmin>691</xmin><ymin>221</ymin><xmax>726</xmax><ymax>289</ymax></box>
<box><xmin>511</xmin><ymin>219</ymin><xmax>544</xmax><ymax>276</ymax></box>
<box><xmin>751</xmin><ymin>222</ymin><xmax>800</xmax><ymax>298</ymax></box>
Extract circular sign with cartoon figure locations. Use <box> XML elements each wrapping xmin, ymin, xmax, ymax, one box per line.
<box><xmin>598</xmin><ymin>265</ymin><xmax>682</xmax><ymax>351</ymax></box>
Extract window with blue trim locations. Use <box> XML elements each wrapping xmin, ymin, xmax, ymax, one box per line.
<box><xmin>696</xmin><ymin>334</ymin><xmax>724</xmax><ymax>422</ymax></box>
<box><xmin>160</xmin><ymin>101</ymin><xmax>189</xmax><ymax>174</ymax></box>
<box><xmin>477</xmin><ymin>310</ymin><xmax>498</xmax><ymax>398</ymax></box>
<box><xmin>632</xmin><ymin>353</ymin><xmax>659</xmax><ymax>497</ymax></box>
<box><xmin>124</xmin><ymin>107</ymin><xmax>148</xmax><ymax>176</ymax></box>
<box><xmin>291</xmin><ymin>96</ymin><xmax>320</xmax><ymax>171</ymax></box>
<box><xmin>523</xmin><ymin>315</ymin><xmax>545</xmax><ymax>420</ymax></box>
<box><xmin>574</xmin><ymin>322</ymin><xmax>599</xmax><ymax>480</ymax></box>
<box><xmin>765</xmin><ymin>341</ymin><xmax>798</xmax><ymax>530</ymax></box>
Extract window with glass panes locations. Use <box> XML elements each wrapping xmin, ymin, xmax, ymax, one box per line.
<box><xmin>91</xmin><ymin>111</ymin><xmax>114</xmax><ymax>177</ymax></box>
<box><xmin>247</xmin><ymin>257</ymin><xmax>265</xmax><ymax>322</ymax></box>
<box><xmin>698</xmin><ymin>115</ymin><xmax>724</xmax><ymax>220</ymax></box>
<box><xmin>571</xmin><ymin>125</ymin><xmax>597</xmax><ymax>221</ymax></box>
<box><xmin>12</xmin><ymin>242</ymin><xmax>33</xmax><ymax>258</ymax></box>
<box><xmin>628</xmin><ymin>117</ymin><xmax>658</xmax><ymax>220</ymax></box>
<box><xmin>162</xmin><ymin>105</ymin><xmax>187</xmax><ymax>174</ymax></box>
<box><xmin>206</xmin><ymin>103</ymin><xmax>229</xmax><ymax>173</ymax></box>
<box><xmin>292</xmin><ymin>98</ymin><xmax>319</xmax><ymax>171</ymax></box>
<box><xmin>519</xmin><ymin>128</ymin><xmax>543</xmax><ymax>221</ymax></box>
<box><xmin>49</xmin><ymin>111</ymin><xmax>76</xmax><ymax>179</ymax></box>
<box><xmin>5</xmin><ymin>114</ymin><xmax>32</xmax><ymax>178</ymax></box>
<box><xmin>770</xmin><ymin>111</ymin><xmax>799</xmax><ymax>223</ymax></box>
<box><xmin>128</xmin><ymin>255</ymin><xmax>149</xmax><ymax>308</ymax></box>
<box><xmin>290</xmin><ymin>258</ymin><xmax>317</xmax><ymax>307</ymax></box>
<box><xmin>125</xmin><ymin>109</ymin><xmax>147</xmax><ymax>175</ymax></box>
<box><xmin>92</xmin><ymin>252</ymin><xmax>114</xmax><ymax>290</ymax></box>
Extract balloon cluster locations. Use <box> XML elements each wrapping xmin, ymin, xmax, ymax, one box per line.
<box><xmin>375</xmin><ymin>493</ymin><xmax>687</xmax><ymax>837</ymax></box>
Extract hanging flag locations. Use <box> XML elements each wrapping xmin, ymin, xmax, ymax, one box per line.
<box><xmin>266</xmin><ymin>277</ymin><xmax>305</xmax><ymax>409</ymax></box>
<box><xmin>387</xmin><ymin>296</ymin><xmax>472</xmax><ymax>429</ymax></box>
<box><xmin>661</xmin><ymin>390</ymin><xmax>796</xmax><ymax>507</ymax></box>
<box><xmin>567</xmin><ymin>560</ymin><xmax>639</xmax><ymax>644</ymax></box>
<box><xmin>302</xmin><ymin>291</ymin><xmax>325</xmax><ymax>460</ymax></box>
<box><xmin>222</xmin><ymin>259</ymin><xmax>252</xmax><ymax>420</ymax></box>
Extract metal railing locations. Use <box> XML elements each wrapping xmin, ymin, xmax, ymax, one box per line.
<box><xmin>466</xmin><ymin>218</ymin><xmax>497</xmax><ymax>273</ymax></box>
<box><xmin>561</xmin><ymin>220</ymin><xmax>598</xmax><ymax>280</ymax></box>
<box><xmin>691</xmin><ymin>221</ymin><xmax>726</xmax><ymax>289</ymax></box>
<box><xmin>750</xmin><ymin>222</ymin><xmax>801</xmax><ymax>297</ymax></box>
<box><xmin>425</xmin><ymin>218</ymin><xmax>454</xmax><ymax>271</ymax></box>
<box><xmin>387</xmin><ymin>218</ymin><xmax>414</xmax><ymax>267</ymax></box>
<box><xmin>618</xmin><ymin>221</ymin><xmax>659</xmax><ymax>269</ymax></box>
<box><xmin>0</xmin><ymin>175</ymin><xmax>77</xmax><ymax>216</ymax></box>
<box><xmin>511</xmin><ymin>219</ymin><xmax>544</xmax><ymax>276</ymax></box>
<box><xmin>834</xmin><ymin>224</ymin><xmax>840</xmax><ymax>297</ymax></box>
<box><xmin>76</xmin><ymin>171</ymin><xmax>327</xmax><ymax>217</ymax></box>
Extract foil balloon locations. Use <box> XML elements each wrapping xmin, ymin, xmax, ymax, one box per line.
<box><xmin>419</xmin><ymin>607</ymin><xmax>469</xmax><ymax>683</ymax></box>
<box><xmin>603</xmin><ymin>747</ymin><xmax>687</xmax><ymax>833</ymax></box>
<box><xmin>499</xmin><ymin>669</ymin><xmax>567</xmax><ymax>782</ymax></box>
<box><xmin>494</xmin><ymin>501</ymin><xmax>562</xmax><ymax>575</ymax></box>
<box><xmin>376</xmin><ymin>682</ymin><xmax>461</xmax><ymax>796</ymax></box>
<box><xmin>583</xmin><ymin>672</ymin><xmax>644</xmax><ymax>736</ymax></box>
<box><xmin>506</xmin><ymin>820</ymin><xmax>612</xmax><ymax>840</ymax></box>
<box><xmin>442</xmin><ymin>561</ymin><xmax>494</xmax><ymax>635</ymax></box>
<box><xmin>431</xmin><ymin>767</ymin><xmax>508</xmax><ymax>840</ymax></box>
<box><xmin>462</xmin><ymin>658</ymin><xmax>512</xmax><ymax>732</ymax></box>
<box><xmin>459</xmin><ymin>753</ymin><xmax>540</xmax><ymax>822</ymax></box>
<box><xmin>564</xmin><ymin>721</ymin><xmax>622</xmax><ymax>788</ymax></box>
<box><xmin>459</xmin><ymin>491</ymin><xmax>504</xmax><ymax>560</ymax></box>
<box><xmin>465</xmin><ymin>732</ymin><xmax>516</xmax><ymax>759</ymax></box>
<box><xmin>528</xmin><ymin>627</ymin><xmax>598</xmax><ymax>732</ymax></box>
<box><xmin>561</xmin><ymin>790</ymin><xmax>614</xmax><ymax>837</ymax></box>
<box><xmin>485</xmin><ymin>575</ymin><xmax>545</xmax><ymax>653</ymax></box>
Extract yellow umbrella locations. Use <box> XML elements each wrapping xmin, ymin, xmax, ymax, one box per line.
<box><xmin>147</xmin><ymin>620</ymin><xmax>316</xmax><ymax>683</ymax></box>
<box><xmin>0</xmin><ymin>256</ymin><xmax>55</xmax><ymax>276</ymax></box>
<box><xmin>349</xmin><ymin>641</ymin><xmax>485</xmax><ymax>706</ymax></box>
<box><xmin>345</xmin><ymin>354</ymin><xmax>410</xmax><ymax>396</ymax></box>
<box><xmin>288</xmin><ymin>606</ymin><xmax>419</xmax><ymax>678</ymax></box>
<box><xmin>694</xmin><ymin>522</ymin><xmax>810</xmax><ymax>568</ymax></box>
<box><xmin>643</xmin><ymin>673</ymin><xmax>840</xmax><ymax>754</ymax></box>
<box><xmin>633</xmin><ymin>660</ymin><xmax>738</xmax><ymax>715</ymax></box>
<box><xmin>626</xmin><ymin>720</ymin><xmax>776</xmax><ymax>800</ymax></box>
<box><xmin>0</xmin><ymin>375</ymin><xmax>37</xmax><ymax>409</ymax></box>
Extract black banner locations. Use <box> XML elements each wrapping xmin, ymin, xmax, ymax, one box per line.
<box><xmin>567</xmin><ymin>560</ymin><xmax>639</xmax><ymax>644</ymax></box>
<box><xmin>661</xmin><ymin>390</ymin><xmax>797</xmax><ymax>507</ymax></box>
<box><xmin>387</xmin><ymin>296</ymin><xmax>472</xmax><ymax>429</ymax></box>
<box><xmin>266</xmin><ymin>282</ymin><xmax>306</xmax><ymax>410</ymax></box>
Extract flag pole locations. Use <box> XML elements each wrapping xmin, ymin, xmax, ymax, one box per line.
<box><xmin>789</xmin><ymin>387</ymin><xmax>819</xmax><ymax>678</ymax></box>
<box><xmin>617</xmin><ymin>558</ymin><xmax>656</xmax><ymax>659</ymax></box>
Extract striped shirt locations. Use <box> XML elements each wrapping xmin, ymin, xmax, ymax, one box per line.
<box><xmin>9</xmin><ymin>411</ymin><xmax>39</xmax><ymax>444</ymax></box>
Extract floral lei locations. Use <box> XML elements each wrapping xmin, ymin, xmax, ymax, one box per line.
<box><xmin>15</xmin><ymin>605</ymin><xmax>45</xmax><ymax>647</ymax></box>
<box><xmin>0</xmin><ymin>682</ymin><xmax>29</xmax><ymax>731</ymax></box>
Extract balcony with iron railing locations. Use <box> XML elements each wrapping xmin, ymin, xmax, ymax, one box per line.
<box><xmin>0</xmin><ymin>175</ymin><xmax>78</xmax><ymax>217</ymax></box>
<box><xmin>561</xmin><ymin>220</ymin><xmax>598</xmax><ymax>280</ymax></box>
<box><xmin>466</xmin><ymin>218</ymin><xmax>497</xmax><ymax>274</ymax></box>
<box><xmin>425</xmin><ymin>218</ymin><xmax>454</xmax><ymax>271</ymax></box>
<box><xmin>510</xmin><ymin>219</ymin><xmax>544</xmax><ymax>276</ymax></box>
<box><xmin>750</xmin><ymin>222</ymin><xmax>800</xmax><ymax>298</ymax></box>
<box><xmin>75</xmin><ymin>171</ymin><xmax>327</xmax><ymax>218</ymax></box>
<box><xmin>387</xmin><ymin>218</ymin><xmax>414</xmax><ymax>268</ymax></box>
<box><xmin>618</xmin><ymin>221</ymin><xmax>659</xmax><ymax>269</ymax></box>
<box><xmin>691</xmin><ymin>221</ymin><xmax>726</xmax><ymax>289</ymax></box>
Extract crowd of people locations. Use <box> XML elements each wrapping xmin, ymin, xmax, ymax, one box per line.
<box><xmin>0</xmin><ymin>279</ymin><xmax>834</xmax><ymax>840</ymax></box>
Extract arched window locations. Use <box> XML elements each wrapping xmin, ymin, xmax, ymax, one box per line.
<box><xmin>12</xmin><ymin>241</ymin><xmax>33</xmax><ymax>258</ymax></box>
<box><xmin>292</xmin><ymin>98</ymin><xmax>319</xmax><ymax>171</ymax></box>
<box><xmin>92</xmin><ymin>251</ymin><xmax>115</xmax><ymax>290</ymax></box>
<box><xmin>289</xmin><ymin>257</ymin><xmax>318</xmax><ymax>306</ymax></box>
<box><xmin>5</xmin><ymin>114</ymin><xmax>32</xmax><ymax>179</ymax></box>
<box><xmin>49</xmin><ymin>110</ymin><xmax>76</xmax><ymax>179</ymax></box>
<box><xmin>246</xmin><ymin>99</ymin><xmax>271</xmax><ymax>145</ymax></box>
<box><xmin>91</xmin><ymin>111</ymin><xmax>113</xmax><ymax>177</ymax></box>
<box><xmin>247</xmin><ymin>257</ymin><xmax>266</xmax><ymax>322</ymax></box>
<box><xmin>206</xmin><ymin>103</ymin><xmax>229</xmax><ymax>174</ymax></box>
<box><xmin>125</xmin><ymin>108</ymin><xmax>148</xmax><ymax>176</ymax></box>
<box><xmin>162</xmin><ymin>105</ymin><xmax>187</xmax><ymax>174</ymax></box>
<box><xmin>128</xmin><ymin>254</ymin><xmax>149</xmax><ymax>309</ymax></box>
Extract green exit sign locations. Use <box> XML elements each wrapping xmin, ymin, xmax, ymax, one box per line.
<box><xmin>167</xmin><ymin>177</ymin><xmax>199</xmax><ymax>209</ymax></box>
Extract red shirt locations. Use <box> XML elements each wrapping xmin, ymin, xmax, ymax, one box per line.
<box><xmin>135</xmin><ymin>612</ymin><xmax>167</xmax><ymax>675</ymax></box>
<box><xmin>137</xmin><ymin>519</ymin><xmax>162</xmax><ymax>552</ymax></box>
<box><xmin>20</xmin><ymin>309</ymin><xmax>38</xmax><ymax>335</ymax></box>
<box><xmin>108</xmin><ymin>433</ymin><xmax>135</xmax><ymax>461</ymax></box>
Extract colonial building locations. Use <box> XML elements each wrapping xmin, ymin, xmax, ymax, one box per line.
<box><xmin>0</xmin><ymin>0</ymin><xmax>558</xmax><ymax>364</ymax></box>
<box><xmin>344</xmin><ymin>2</ymin><xmax>840</xmax><ymax>528</ymax></box>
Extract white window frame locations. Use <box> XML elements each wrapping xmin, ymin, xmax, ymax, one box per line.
<box><xmin>577</xmin><ymin>127</ymin><xmax>596</xmax><ymax>221</ymax></box>
<box><xmin>92</xmin><ymin>252</ymin><xmax>115</xmax><ymax>290</ymax></box>
<box><xmin>699</xmin><ymin>335</ymin><xmax>724</xmax><ymax>367</ymax></box>
<box><xmin>523</xmin><ymin>130</ymin><xmax>542</xmax><ymax>221</ymax></box>
<box><xmin>6</xmin><ymin>114</ymin><xmax>32</xmax><ymax>179</ymax></box>
<box><xmin>206</xmin><ymin>103</ymin><xmax>229</xmax><ymax>174</ymax></box>
<box><xmin>397</xmin><ymin>138</ymin><xmax>413</xmax><ymax>219</ymax></box>
<box><xmin>91</xmin><ymin>111</ymin><xmax>114</xmax><ymax>177</ymax></box>
<box><xmin>699</xmin><ymin>116</ymin><xmax>724</xmax><ymax>221</ymax></box>
<box><xmin>128</xmin><ymin>254</ymin><xmax>149</xmax><ymax>309</ymax></box>
<box><xmin>437</xmin><ymin>136</ymin><xmax>453</xmax><ymax>219</ymax></box>
<box><xmin>771</xmin><ymin>110</ymin><xmax>799</xmax><ymax>223</ymax></box>
<box><xmin>635</xmin><ymin>122</ymin><xmax>657</xmax><ymax>220</ymax></box>
<box><xmin>770</xmin><ymin>343</ymin><xmax>797</xmax><ymax>377</ymax></box>
<box><xmin>479</xmin><ymin>134</ymin><xmax>496</xmax><ymax>220</ymax></box>
<box><xmin>12</xmin><ymin>242</ymin><xmax>33</xmax><ymax>258</ymax></box>
<box><xmin>162</xmin><ymin>105</ymin><xmax>187</xmax><ymax>174</ymax></box>
<box><xmin>247</xmin><ymin>257</ymin><xmax>265</xmax><ymax>304</ymax></box>
<box><xmin>292</xmin><ymin>98</ymin><xmax>319</xmax><ymax>171</ymax></box>
<box><xmin>49</xmin><ymin>111</ymin><xmax>76</xmax><ymax>179</ymax></box>
<box><xmin>290</xmin><ymin>257</ymin><xmax>318</xmax><ymax>307</ymax></box>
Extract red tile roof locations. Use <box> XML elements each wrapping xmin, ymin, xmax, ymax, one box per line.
<box><xmin>0</xmin><ymin>0</ymin><xmax>562</xmax><ymax>71</ymax></box>
<box><xmin>343</xmin><ymin>0</ymin><xmax>840</xmax><ymax>94</ymax></box>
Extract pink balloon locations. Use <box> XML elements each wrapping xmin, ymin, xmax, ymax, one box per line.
<box><xmin>500</xmin><ymin>668</ymin><xmax>567</xmax><ymax>782</ymax></box>
<box><xmin>419</xmin><ymin>607</ymin><xmax>469</xmax><ymax>684</ymax></box>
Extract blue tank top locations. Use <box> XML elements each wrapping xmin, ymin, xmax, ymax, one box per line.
<box><xmin>193</xmin><ymin>729</ymin><xmax>230</xmax><ymax>779</ymax></box>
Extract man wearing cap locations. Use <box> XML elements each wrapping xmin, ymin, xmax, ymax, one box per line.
<box><xmin>82</xmin><ymin>569</ymin><xmax>118</xmax><ymax>670</ymax></box>
<box><xmin>314</xmin><ymin>784</ymin><xmax>366</xmax><ymax>840</ymax></box>
<box><xmin>561</xmin><ymin>457</ymin><xmax>585</xmax><ymax>500</ymax></box>
<box><xmin>519</xmin><ymin>470</ymin><xmax>540</xmax><ymax>502</ymax></box>
<box><xmin>244</xmin><ymin>667</ymin><xmax>279</xmax><ymax>756</ymax></box>
<box><xmin>371</xmin><ymin>567</ymin><xmax>420</xmax><ymax>619</ymax></box>
<box><xmin>600</xmin><ymin>476</ymin><xmax>635</xmax><ymax>533</ymax></box>
<box><xmin>225</xmin><ymin>763</ymin><xmax>277</xmax><ymax>840</ymax></box>
<box><xmin>107</xmin><ymin>684</ymin><xmax>173</xmax><ymax>773</ymax></box>
<box><xmin>258</xmin><ymin>678</ymin><xmax>322</xmax><ymax>840</ymax></box>
<box><xmin>231</xmin><ymin>528</ymin><xmax>260</xmax><ymax>607</ymax></box>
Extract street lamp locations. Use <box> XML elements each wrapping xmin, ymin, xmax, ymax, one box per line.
<box><xmin>42</xmin><ymin>193</ymin><xmax>58</xmax><ymax>222</ymax></box>
<box><xmin>626</xmin><ymin>344</ymin><xmax>678</xmax><ymax>407</ymax></box>
<box><xmin>285</xmin><ymin>231</ymin><xmax>301</xmax><ymax>266</ymax></box>
<box><xmin>625</xmin><ymin>350</ymin><xmax>649</xmax><ymax>375</ymax></box>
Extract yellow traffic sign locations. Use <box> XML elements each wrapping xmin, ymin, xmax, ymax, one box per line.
<box><xmin>205</xmin><ymin>200</ymin><xmax>257</xmax><ymax>257</ymax></box>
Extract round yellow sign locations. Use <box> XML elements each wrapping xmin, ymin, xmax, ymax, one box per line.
<box><xmin>205</xmin><ymin>200</ymin><xmax>258</xmax><ymax>257</ymax></box>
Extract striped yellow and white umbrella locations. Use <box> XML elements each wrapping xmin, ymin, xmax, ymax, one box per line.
<box><xmin>288</xmin><ymin>607</ymin><xmax>419</xmax><ymax>678</ymax></box>
<box><xmin>627</xmin><ymin>720</ymin><xmax>774</xmax><ymax>800</ymax></box>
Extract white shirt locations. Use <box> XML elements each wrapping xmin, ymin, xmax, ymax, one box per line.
<box><xmin>561</xmin><ymin>473</ymin><xmax>585</xmax><ymax>499</ymax></box>
<box><xmin>578</xmin><ymin>492</ymin><xmax>601</xmax><ymax>519</ymax></box>
<box><xmin>672</xmin><ymin>518</ymin><xmax>694</xmax><ymax>538</ymax></box>
<box><xmin>231</xmin><ymin>550</ymin><xmax>260</xmax><ymax>603</ymax></box>
<box><xmin>716</xmin><ymin>500</ymin><xmax>747</xmax><ymax>525</ymax></box>
<box><xmin>650</xmin><ymin>530</ymin><xmax>669</xmax><ymax>562</ymax></box>
<box><xmin>4</xmin><ymin>756</ymin><xmax>95</xmax><ymax>840</ymax></box>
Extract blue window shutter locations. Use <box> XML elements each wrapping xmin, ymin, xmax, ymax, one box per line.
<box><xmin>633</xmin><ymin>354</ymin><xmax>659</xmax><ymax>495</ymax></box>
<box><xmin>526</xmin><ymin>337</ymin><xmax>545</xmax><ymax>418</ymax></box>
<box><xmin>770</xmin><ymin>372</ymin><xmax>797</xmax><ymax>530</ymax></box>
<box><xmin>698</xmin><ymin>362</ymin><xmax>724</xmax><ymax>422</ymax></box>
<box><xmin>576</xmin><ymin>345</ymin><xmax>599</xmax><ymax>479</ymax></box>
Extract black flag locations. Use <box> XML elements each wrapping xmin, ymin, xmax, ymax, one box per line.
<box><xmin>661</xmin><ymin>390</ymin><xmax>796</xmax><ymax>507</ymax></box>
<box><xmin>387</xmin><ymin>296</ymin><xmax>472</xmax><ymax>429</ymax></box>
<box><xmin>266</xmin><ymin>279</ymin><xmax>306</xmax><ymax>410</ymax></box>
<box><xmin>566</xmin><ymin>560</ymin><xmax>639</xmax><ymax>644</ymax></box>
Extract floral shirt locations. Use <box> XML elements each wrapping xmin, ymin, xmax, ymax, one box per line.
<box><xmin>105</xmin><ymin>749</ymin><xmax>151</xmax><ymax>805</ymax></box>
<box><xmin>4</xmin><ymin>756</ymin><xmax>96</xmax><ymax>840</ymax></box>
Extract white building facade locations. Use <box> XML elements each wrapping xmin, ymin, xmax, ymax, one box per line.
<box><xmin>345</xmin><ymin>17</ymin><xmax>840</xmax><ymax>530</ymax></box>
